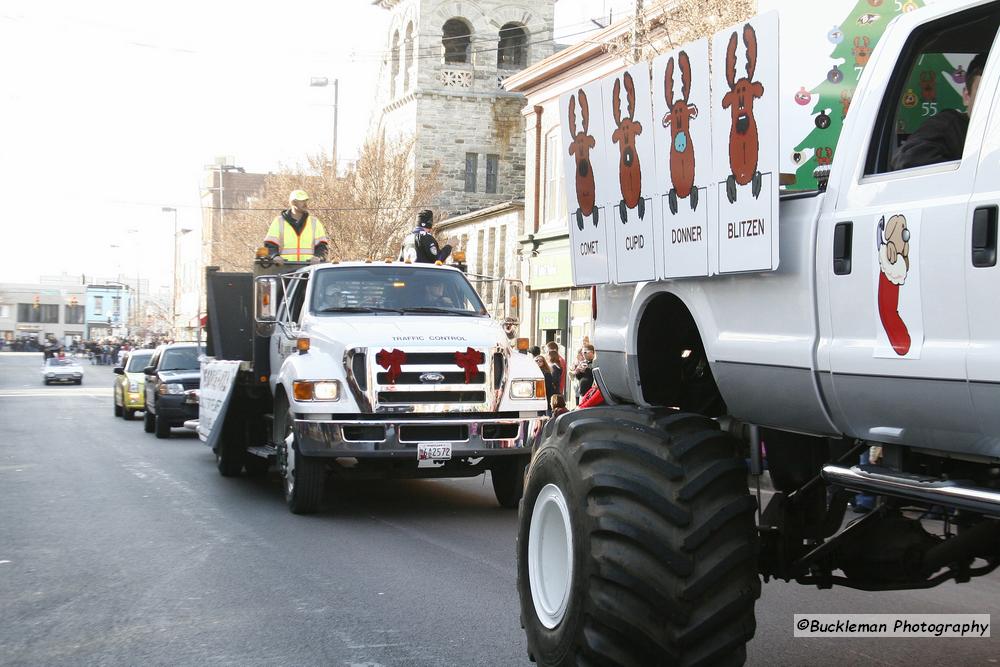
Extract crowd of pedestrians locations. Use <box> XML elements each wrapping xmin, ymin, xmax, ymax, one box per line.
<box><xmin>528</xmin><ymin>337</ymin><xmax>596</xmax><ymax>414</ymax></box>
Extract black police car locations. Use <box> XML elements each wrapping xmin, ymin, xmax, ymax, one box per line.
<box><xmin>143</xmin><ymin>342</ymin><xmax>204</xmax><ymax>439</ymax></box>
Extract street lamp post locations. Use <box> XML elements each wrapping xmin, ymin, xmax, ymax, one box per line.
<box><xmin>309</xmin><ymin>77</ymin><xmax>339</xmax><ymax>171</ymax></box>
<box><xmin>162</xmin><ymin>206</ymin><xmax>180</xmax><ymax>339</ymax></box>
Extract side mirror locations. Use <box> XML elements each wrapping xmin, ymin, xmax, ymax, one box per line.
<box><xmin>143</xmin><ymin>366</ymin><xmax>155</xmax><ymax>375</ymax></box>
<box><xmin>255</xmin><ymin>275</ymin><xmax>279</xmax><ymax>323</ymax></box>
<box><xmin>113</xmin><ymin>367</ymin><xmax>124</xmax><ymax>375</ymax></box>
<box><xmin>502</xmin><ymin>279</ymin><xmax>522</xmax><ymax>329</ymax></box>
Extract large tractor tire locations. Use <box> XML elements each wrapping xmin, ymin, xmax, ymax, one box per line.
<box><xmin>517</xmin><ymin>406</ymin><xmax>760</xmax><ymax>666</ymax></box>
<box><xmin>491</xmin><ymin>456</ymin><xmax>528</xmax><ymax>509</ymax></box>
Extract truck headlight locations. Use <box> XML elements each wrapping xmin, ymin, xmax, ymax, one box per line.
<box><xmin>293</xmin><ymin>380</ymin><xmax>341</xmax><ymax>401</ymax></box>
<box><xmin>159</xmin><ymin>383</ymin><xmax>184</xmax><ymax>395</ymax></box>
<box><xmin>510</xmin><ymin>379</ymin><xmax>546</xmax><ymax>399</ymax></box>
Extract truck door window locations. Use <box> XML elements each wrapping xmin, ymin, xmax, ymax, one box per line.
<box><xmin>865</xmin><ymin>6</ymin><xmax>997</xmax><ymax>175</ymax></box>
<box><xmin>287</xmin><ymin>275</ymin><xmax>309</xmax><ymax>324</ymax></box>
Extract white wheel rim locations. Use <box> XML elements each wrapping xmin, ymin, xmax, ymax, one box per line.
<box><xmin>528</xmin><ymin>483</ymin><xmax>574</xmax><ymax>629</ymax></box>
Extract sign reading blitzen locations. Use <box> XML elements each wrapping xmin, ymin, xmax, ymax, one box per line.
<box><xmin>711</xmin><ymin>12</ymin><xmax>781</xmax><ymax>273</ymax></box>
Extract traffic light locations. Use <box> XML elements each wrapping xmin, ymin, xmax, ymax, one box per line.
<box><xmin>32</xmin><ymin>295</ymin><xmax>40</xmax><ymax>309</ymax></box>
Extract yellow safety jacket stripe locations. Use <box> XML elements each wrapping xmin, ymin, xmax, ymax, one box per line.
<box><xmin>265</xmin><ymin>215</ymin><xmax>328</xmax><ymax>261</ymax></box>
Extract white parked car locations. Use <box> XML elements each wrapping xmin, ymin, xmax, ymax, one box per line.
<box><xmin>42</xmin><ymin>357</ymin><xmax>84</xmax><ymax>385</ymax></box>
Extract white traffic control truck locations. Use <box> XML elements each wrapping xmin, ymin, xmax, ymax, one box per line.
<box><xmin>199</xmin><ymin>259</ymin><xmax>547</xmax><ymax>515</ymax></box>
<box><xmin>518</xmin><ymin>3</ymin><xmax>1000</xmax><ymax>665</ymax></box>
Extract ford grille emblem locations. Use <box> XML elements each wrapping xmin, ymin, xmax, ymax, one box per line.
<box><xmin>419</xmin><ymin>372</ymin><xmax>445</xmax><ymax>384</ymax></box>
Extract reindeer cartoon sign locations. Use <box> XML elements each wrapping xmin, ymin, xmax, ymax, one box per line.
<box><xmin>652</xmin><ymin>39</ymin><xmax>712</xmax><ymax>278</ymax></box>
<box><xmin>712</xmin><ymin>12</ymin><xmax>780</xmax><ymax>273</ymax></box>
<box><xmin>560</xmin><ymin>79</ymin><xmax>614</xmax><ymax>286</ymax></box>
<box><xmin>602</xmin><ymin>64</ymin><xmax>658</xmax><ymax>283</ymax></box>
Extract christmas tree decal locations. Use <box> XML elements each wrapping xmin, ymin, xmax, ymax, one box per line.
<box><xmin>789</xmin><ymin>0</ymin><xmax>956</xmax><ymax>190</ymax></box>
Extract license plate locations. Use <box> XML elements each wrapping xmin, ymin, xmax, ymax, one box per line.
<box><xmin>417</xmin><ymin>443</ymin><xmax>452</xmax><ymax>461</ymax></box>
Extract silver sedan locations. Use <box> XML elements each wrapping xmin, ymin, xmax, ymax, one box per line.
<box><xmin>42</xmin><ymin>357</ymin><xmax>84</xmax><ymax>385</ymax></box>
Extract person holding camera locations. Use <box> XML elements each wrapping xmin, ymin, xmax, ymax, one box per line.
<box><xmin>572</xmin><ymin>344</ymin><xmax>596</xmax><ymax>405</ymax></box>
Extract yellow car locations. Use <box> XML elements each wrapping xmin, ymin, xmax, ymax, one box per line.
<box><xmin>113</xmin><ymin>348</ymin><xmax>154</xmax><ymax>420</ymax></box>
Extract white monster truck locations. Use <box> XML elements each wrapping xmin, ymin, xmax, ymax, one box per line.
<box><xmin>518</xmin><ymin>3</ymin><xmax>1000</xmax><ymax>664</ymax></box>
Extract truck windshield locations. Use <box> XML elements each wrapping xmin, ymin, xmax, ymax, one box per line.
<box><xmin>311</xmin><ymin>266</ymin><xmax>488</xmax><ymax>316</ymax></box>
<box><xmin>159</xmin><ymin>346</ymin><xmax>203</xmax><ymax>371</ymax></box>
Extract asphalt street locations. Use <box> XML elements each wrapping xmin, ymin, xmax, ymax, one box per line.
<box><xmin>1</xmin><ymin>352</ymin><xmax>998</xmax><ymax>666</ymax></box>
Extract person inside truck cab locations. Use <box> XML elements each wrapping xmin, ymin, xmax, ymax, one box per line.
<box><xmin>891</xmin><ymin>53</ymin><xmax>986</xmax><ymax>171</ymax></box>
<box><xmin>263</xmin><ymin>189</ymin><xmax>330</xmax><ymax>264</ymax></box>
<box><xmin>422</xmin><ymin>277</ymin><xmax>457</xmax><ymax>308</ymax></box>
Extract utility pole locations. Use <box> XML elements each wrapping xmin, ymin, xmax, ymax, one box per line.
<box><xmin>162</xmin><ymin>206</ymin><xmax>179</xmax><ymax>339</ymax></box>
<box><xmin>309</xmin><ymin>77</ymin><xmax>339</xmax><ymax>172</ymax></box>
<box><xmin>632</xmin><ymin>0</ymin><xmax>644</xmax><ymax>63</ymax></box>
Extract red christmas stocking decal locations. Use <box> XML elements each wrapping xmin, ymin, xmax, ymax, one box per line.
<box><xmin>877</xmin><ymin>272</ymin><xmax>910</xmax><ymax>356</ymax></box>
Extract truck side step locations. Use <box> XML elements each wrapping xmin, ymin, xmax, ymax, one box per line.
<box><xmin>247</xmin><ymin>445</ymin><xmax>277</xmax><ymax>460</ymax></box>
<box><xmin>822</xmin><ymin>464</ymin><xmax>1000</xmax><ymax>518</ymax></box>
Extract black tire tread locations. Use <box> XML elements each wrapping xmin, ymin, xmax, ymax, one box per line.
<box><xmin>519</xmin><ymin>405</ymin><xmax>759</xmax><ymax>666</ymax></box>
<box><xmin>287</xmin><ymin>454</ymin><xmax>324</xmax><ymax>514</ymax></box>
<box><xmin>154</xmin><ymin>414</ymin><xmax>171</xmax><ymax>439</ymax></box>
<box><xmin>492</xmin><ymin>457</ymin><xmax>528</xmax><ymax>509</ymax></box>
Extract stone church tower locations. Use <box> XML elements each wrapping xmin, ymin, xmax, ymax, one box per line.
<box><xmin>374</xmin><ymin>0</ymin><xmax>555</xmax><ymax>218</ymax></box>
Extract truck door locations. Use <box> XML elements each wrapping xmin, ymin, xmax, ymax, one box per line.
<box><xmin>967</xmin><ymin>41</ymin><xmax>1000</xmax><ymax>449</ymax></box>
<box><xmin>820</xmin><ymin>5</ymin><xmax>995</xmax><ymax>453</ymax></box>
<box><xmin>270</xmin><ymin>272</ymin><xmax>310</xmax><ymax>373</ymax></box>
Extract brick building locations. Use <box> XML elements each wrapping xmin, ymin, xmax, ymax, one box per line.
<box><xmin>373</xmin><ymin>0</ymin><xmax>556</xmax><ymax>218</ymax></box>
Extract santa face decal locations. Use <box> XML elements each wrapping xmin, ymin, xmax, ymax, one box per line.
<box><xmin>876</xmin><ymin>214</ymin><xmax>911</xmax><ymax>355</ymax></box>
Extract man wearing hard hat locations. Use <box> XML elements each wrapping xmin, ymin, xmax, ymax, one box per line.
<box><xmin>263</xmin><ymin>190</ymin><xmax>330</xmax><ymax>264</ymax></box>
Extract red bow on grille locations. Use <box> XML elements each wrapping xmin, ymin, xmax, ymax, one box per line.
<box><xmin>454</xmin><ymin>347</ymin><xmax>484</xmax><ymax>384</ymax></box>
<box><xmin>376</xmin><ymin>348</ymin><xmax>407</xmax><ymax>384</ymax></box>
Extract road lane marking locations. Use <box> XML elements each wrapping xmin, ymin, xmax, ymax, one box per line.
<box><xmin>0</xmin><ymin>388</ymin><xmax>112</xmax><ymax>398</ymax></box>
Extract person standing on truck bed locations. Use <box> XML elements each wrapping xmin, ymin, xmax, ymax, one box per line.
<box><xmin>891</xmin><ymin>52</ymin><xmax>986</xmax><ymax>171</ymax></box>
<box><xmin>399</xmin><ymin>209</ymin><xmax>452</xmax><ymax>264</ymax></box>
<box><xmin>263</xmin><ymin>189</ymin><xmax>330</xmax><ymax>264</ymax></box>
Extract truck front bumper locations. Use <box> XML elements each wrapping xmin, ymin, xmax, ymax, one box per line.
<box><xmin>294</xmin><ymin>415</ymin><xmax>538</xmax><ymax>458</ymax></box>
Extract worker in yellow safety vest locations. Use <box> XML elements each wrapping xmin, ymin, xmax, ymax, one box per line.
<box><xmin>263</xmin><ymin>190</ymin><xmax>330</xmax><ymax>264</ymax></box>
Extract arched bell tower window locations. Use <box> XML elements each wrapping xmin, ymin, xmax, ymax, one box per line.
<box><xmin>390</xmin><ymin>30</ymin><xmax>400</xmax><ymax>92</ymax></box>
<box><xmin>403</xmin><ymin>23</ymin><xmax>414</xmax><ymax>90</ymax></box>
<box><xmin>443</xmin><ymin>18</ymin><xmax>472</xmax><ymax>64</ymax></box>
<box><xmin>497</xmin><ymin>22</ymin><xmax>527</xmax><ymax>69</ymax></box>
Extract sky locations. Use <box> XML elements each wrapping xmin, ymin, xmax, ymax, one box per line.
<box><xmin>0</xmin><ymin>0</ymin><xmax>630</xmax><ymax>289</ymax></box>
